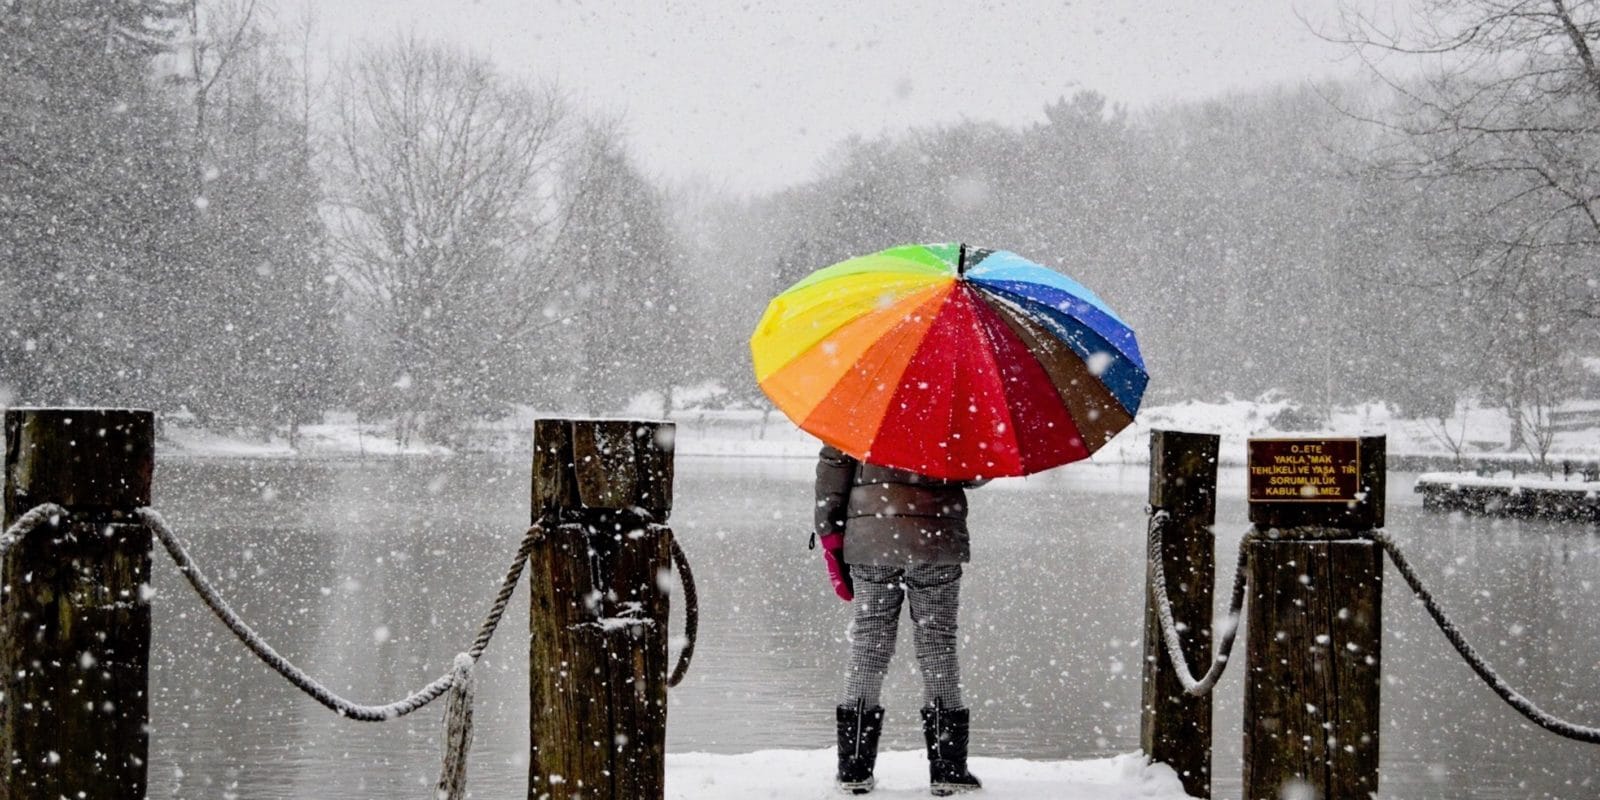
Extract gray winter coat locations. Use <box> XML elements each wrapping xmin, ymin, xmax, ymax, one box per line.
<box><xmin>813</xmin><ymin>445</ymin><xmax>982</xmax><ymax>566</ymax></box>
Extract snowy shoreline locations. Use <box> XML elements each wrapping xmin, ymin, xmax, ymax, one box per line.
<box><xmin>148</xmin><ymin>399</ymin><xmax>1600</xmax><ymax>470</ymax></box>
<box><xmin>1414</xmin><ymin>471</ymin><xmax>1600</xmax><ymax>522</ymax></box>
<box><xmin>664</xmin><ymin>749</ymin><xmax>1188</xmax><ymax>800</ymax></box>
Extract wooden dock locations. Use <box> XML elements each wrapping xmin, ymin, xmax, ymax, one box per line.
<box><xmin>1414</xmin><ymin>472</ymin><xmax>1600</xmax><ymax>523</ymax></box>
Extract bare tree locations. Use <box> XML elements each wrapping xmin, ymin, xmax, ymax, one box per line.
<box><xmin>1423</xmin><ymin>397</ymin><xmax>1472</xmax><ymax>468</ymax></box>
<box><xmin>558</xmin><ymin>121</ymin><xmax>689</xmax><ymax>414</ymax></box>
<box><xmin>0</xmin><ymin>0</ymin><xmax>192</xmax><ymax>406</ymax></box>
<box><xmin>164</xmin><ymin>0</ymin><xmax>342</xmax><ymax>437</ymax></box>
<box><xmin>184</xmin><ymin>0</ymin><xmax>259</xmax><ymax>187</ymax></box>
<box><xmin>1327</xmin><ymin>1</ymin><xmax>1600</xmax><ymax>302</ymax></box>
<box><xmin>1327</xmin><ymin>0</ymin><xmax>1600</xmax><ymax>443</ymax></box>
<box><xmin>331</xmin><ymin>38</ymin><xmax>578</xmax><ymax>444</ymax></box>
<box><xmin>1489</xmin><ymin>264</ymin><xmax>1584</xmax><ymax>470</ymax></box>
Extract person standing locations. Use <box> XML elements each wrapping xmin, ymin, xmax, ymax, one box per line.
<box><xmin>813</xmin><ymin>444</ymin><xmax>984</xmax><ymax>796</ymax></box>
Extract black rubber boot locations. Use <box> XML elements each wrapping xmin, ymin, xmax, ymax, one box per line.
<box><xmin>836</xmin><ymin>699</ymin><xmax>885</xmax><ymax>794</ymax></box>
<box><xmin>921</xmin><ymin>700</ymin><xmax>982</xmax><ymax>796</ymax></box>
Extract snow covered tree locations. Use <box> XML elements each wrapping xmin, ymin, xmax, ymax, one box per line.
<box><xmin>1331</xmin><ymin>0</ymin><xmax>1600</xmax><ymax>439</ymax></box>
<box><xmin>0</xmin><ymin>0</ymin><xmax>193</xmax><ymax>406</ymax></box>
<box><xmin>667</xmin><ymin>184</ymin><xmax>784</xmax><ymax>409</ymax></box>
<box><xmin>172</xmin><ymin>0</ymin><xmax>340</xmax><ymax>435</ymax></box>
<box><xmin>559</xmin><ymin>123</ymin><xmax>692</xmax><ymax>414</ymax></box>
<box><xmin>331</xmin><ymin>38</ymin><xmax>577</xmax><ymax>443</ymax></box>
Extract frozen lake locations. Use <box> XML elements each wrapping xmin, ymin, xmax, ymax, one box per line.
<box><xmin>144</xmin><ymin>457</ymin><xmax>1599</xmax><ymax>799</ymax></box>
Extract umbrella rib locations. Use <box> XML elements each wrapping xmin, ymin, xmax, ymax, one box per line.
<box><xmin>969</xmin><ymin>288</ymin><xmax>1116</xmax><ymax>460</ymax></box>
<box><xmin>949</xmin><ymin>284</ymin><xmax>1022</xmax><ymax>476</ymax></box>
<box><xmin>760</xmin><ymin>281</ymin><xmax>949</xmax><ymax>420</ymax></box>
<box><xmin>965</xmin><ymin>255</ymin><xmax>1129</xmax><ymax>329</ymax></box>
<box><xmin>811</xmin><ymin>287</ymin><xmax>954</xmax><ymax>458</ymax></box>
<box><xmin>974</xmin><ymin>279</ymin><xmax>1144</xmax><ymax>370</ymax></box>
<box><xmin>852</xmin><ymin>286</ymin><xmax>962</xmax><ymax>473</ymax></box>
<box><xmin>781</xmin><ymin>249</ymin><xmax>956</xmax><ymax>294</ymax></box>
<box><xmin>964</xmin><ymin>285</ymin><xmax>1082</xmax><ymax>474</ymax></box>
<box><xmin>752</xmin><ymin>275</ymin><xmax>943</xmax><ymax>381</ymax></box>
<box><xmin>977</xmin><ymin>286</ymin><xmax>1147</xmax><ymax>416</ymax></box>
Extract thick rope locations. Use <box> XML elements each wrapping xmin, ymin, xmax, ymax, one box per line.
<box><xmin>2</xmin><ymin>504</ymin><xmax>708</xmax><ymax>796</ymax></box>
<box><xmin>1146</xmin><ymin>509</ymin><xmax>1255</xmax><ymax>696</ymax></box>
<box><xmin>136</xmin><ymin>507</ymin><xmax>539</xmax><ymax>721</ymax></box>
<box><xmin>665</xmin><ymin>529</ymin><xmax>698</xmax><ymax>688</ymax></box>
<box><xmin>0</xmin><ymin>502</ymin><xmax>66</xmax><ymax>555</ymax></box>
<box><xmin>1371</xmin><ymin>530</ymin><xmax>1600</xmax><ymax>744</ymax></box>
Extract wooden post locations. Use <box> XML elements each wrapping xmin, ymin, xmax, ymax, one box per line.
<box><xmin>1</xmin><ymin>408</ymin><xmax>155</xmax><ymax>800</ymax></box>
<box><xmin>1242</xmin><ymin>436</ymin><xmax>1385</xmax><ymax>800</ymax></box>
<box><xmin>528</xmin><ymin>418</ymin><xmax>674</xmax><ymax>800</ymax></box>
<box><xmin>1141</xmin><ymin>429</ymin><xmax>1219</xmax><ymax>799</ymax></box>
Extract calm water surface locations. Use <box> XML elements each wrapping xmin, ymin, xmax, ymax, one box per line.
<box><xmin>145</xmin><ymin>457</ymin><xmax>1600</xmax><ymax>799</ymax></box>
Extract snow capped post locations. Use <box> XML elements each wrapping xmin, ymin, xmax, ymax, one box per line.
<box><xmin>1</xmin><ymin>408</ymin><xmax>156</xmax><ymax>800</ymax></box>
<box><xmin>1141</xmin><ymin>429</ymin><xmax>1220</xmax><ymax>799</ymax></box>
<box><xmin>527</xmin><ymin>418</ymin><xmax>675</xmax><ymax>800</ymax></box>
<box><xmin>1242</xmin><ymin>436</ymin><xmax>1385</xmax><ymax>800</ymax></box>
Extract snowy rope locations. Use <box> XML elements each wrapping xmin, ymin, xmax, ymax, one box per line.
<box><xmin>135</xmin><ymin>507</ymin><xmax>540</xmax><ymax>722</ymax></box>
<box><xmin>1145</xmin><ymin>509</ymin><xmax>1254</xmax><ymax>696</ymax></box>
<box><xmin>435</xmin><ymin>653</ymin><xmax>477</xmax><ymax>800</ymax></box>
<box><xmin>1371</xmin><ymin>530</ymin><xmax>1600</xmax><ymax>744</ymax></box>
<box><xmin>0</xmin><ymin>502</ymin><xmax>66</xmax><ymax>555</ymax></box>
<box><xmin>666</xmin><ymin>527</ymin><xmax>698</xmax><ymax>688</ymax></box>
<box><xmin>5</xmin><ymin>503</ymin><xmax>702</xmax><ymax>798</ymax></box>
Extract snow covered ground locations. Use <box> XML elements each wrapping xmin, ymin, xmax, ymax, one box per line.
<box><xmin>1416</xmin><ymin>471</ymin><xmax>1600</xmax><ymax>492</ymax></box>
<box><xmin>664</xmin><ymin>750</ymin><xmax>1189</xmax><ymax>800</ymax></box>
<box><xmin>150</xmin><ymin>397</ymin><xmax>1600</xmax><ymax>465</ymax></box>
<box><xmin>160</xmin><ymin>416</ymin><xmax>452</xmax><ymax>459</ymax></box>
<box><xmin>1099</xmin><ymin>398</ymin><xmax>1600</xmax><ymax>465</ymax></box>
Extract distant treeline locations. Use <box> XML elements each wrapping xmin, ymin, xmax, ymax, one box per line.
<box><xmin>1</xmin><ymin>1</ymin><xmax>686</xmax><ymax>444</ymax></box>
<box><xmin>4</xmin><ymin>1</ymin><xmax>1596</xmax><ymax>450</ymax></box>
<box><xmin>683</xmin><ymin>18</ymin><xmax>1600</xmax><ymax>458</ymax></box>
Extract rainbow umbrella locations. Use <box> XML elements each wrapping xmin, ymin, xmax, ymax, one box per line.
<box><xmin>750</xmin><ymin>243</ymin><xmax>1146</xmax><ymax>479</ymax></box>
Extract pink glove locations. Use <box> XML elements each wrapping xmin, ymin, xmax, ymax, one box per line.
<box><xmin>820</xmin><ymin>533</ymin><xmax>853</xmax><ymax>602</ymax></box>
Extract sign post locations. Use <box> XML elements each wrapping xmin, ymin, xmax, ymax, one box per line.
<box><xmin>1246</xmin><ymin>437</ymin><xmax>1383</xmax><ymax>529</ymax></box>
<box><xmin>1241</xmin><ymin>435</ymin><xmax>1385</xmax><ymax>800</ymax></box>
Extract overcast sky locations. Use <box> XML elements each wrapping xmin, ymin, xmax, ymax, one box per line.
<box><xmin>309</xmin><ymin>0</ymin><xmax>1368</xmax><ymax>194</ymax></box>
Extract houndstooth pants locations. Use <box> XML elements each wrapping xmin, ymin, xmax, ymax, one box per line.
<box><xmin>842</xmin><ymin>563</ymin><xmax>964</xmax><ymax>710</ymax></box>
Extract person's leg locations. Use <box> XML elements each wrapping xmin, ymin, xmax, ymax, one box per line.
<box><xmin>904</xmin><ymin>563</ymin><xmax>963</xmax><ymax>709</ymax></box>
<box><xmin>837</xmin><ymin>565</ymin><xmax>903</xmax><ymax>793</ymax></box>
<box><xmin>842</xmin><ymin>565</ymin><xmax>904</xmax><ymax>707</ymax></box>
<box><xmin>905</xmin><ymin>563</ymin><xmax>981</xmax><ymax>795</ymax></box>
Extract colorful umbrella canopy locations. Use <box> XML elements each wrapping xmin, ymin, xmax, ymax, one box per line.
<box><xmin>750</xmin><ymin>243</ymin><xmax>1146</xmax><ymax>479</ymax></box>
